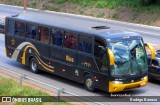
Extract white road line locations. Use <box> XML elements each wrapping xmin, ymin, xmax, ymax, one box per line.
<box><xmin>150</xmin><ymin>43</ymin><xmax>158</xmax><ymax>45</ymax></box>
<box><xmin>127</xmin><ymin>29</ymin><xmax>160</xmax><ymax>36</ymax></box>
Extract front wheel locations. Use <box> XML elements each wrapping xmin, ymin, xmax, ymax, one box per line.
<box><xmin>84</xmin><ymin>74</ymin><xmax>95</xmax><ymax>92</ymax></box>
<box><xmin>30</xmin><ymin>58</ymin><xmax>39</xmax><ymax>73</ymax></box>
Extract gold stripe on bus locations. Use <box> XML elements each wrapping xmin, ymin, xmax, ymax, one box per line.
<box><xmin>12</xmin><ymin>42</ymin><xmax>40</xmax><ymax>61</ymax></box>
<box><xmin>22</xmin><ymin>45</ymin><xmax>40</xmax><ymax>64</ymax></box>
<box><xmin>108</xmin><ymin>49</ymin><xmax>115</xmax><ymax>65</ymax></box>
<box><xmin>22</xmin><ymin>45</ymin><xmax>32</xmax><ymax>64</ymax></box>
<box><xmin>36</xmin><ymin>57</ymin><xmax>54</xmax><ymax>73</ymax></box>
<box><xmin>22</xmin><ymin>45</ymin><xmax>54</xmax><ymax>72</ymax></box>
<box><xmin>4</xmin><ymin>47</ymin><xmax>7</xmax><ymax>56</ymax></box>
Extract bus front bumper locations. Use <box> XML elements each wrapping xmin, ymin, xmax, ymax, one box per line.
<box><xmin>109</xmin><ymin>77</ymin><xmax>148</xmax><ymax>93</ymax></box>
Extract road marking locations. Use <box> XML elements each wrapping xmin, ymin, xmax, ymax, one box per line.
<box><xmin>151</xmin><ymin>43</ymin><xmax>158</xmax><ymax>45</ymax></box>
<box><xmin>127</xmin><ymin>29</ymin><xmax>160</xmax><ymax>36</ymax></box>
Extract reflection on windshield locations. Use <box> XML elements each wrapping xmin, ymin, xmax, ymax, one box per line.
<box><xmin>109</xmin><ymin>39</ymin><xmax>147</xmax><ymax>76</ymax></box>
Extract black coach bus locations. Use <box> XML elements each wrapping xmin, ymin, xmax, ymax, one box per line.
<box><xmin>5</xmin><ymin>13</ymin><xmax>155</xmax><ymax>93</ymax></box>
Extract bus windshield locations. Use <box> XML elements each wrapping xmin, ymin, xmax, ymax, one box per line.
<box><xmin>109</xmin><ymin>39</ymin><xmax>147</xmax><ymax>76</ymax></box>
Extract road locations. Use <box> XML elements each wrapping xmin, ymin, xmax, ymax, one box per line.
<box><xmin>0</xmin><ymin>4</ymin><xmax>160</xmax><ymax>105</ymax></box>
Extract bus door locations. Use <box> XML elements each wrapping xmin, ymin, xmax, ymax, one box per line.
<box><xmin>94</xmin><ymin>37</ymin><xmax>109</xmax><ymax>91</ymax></box>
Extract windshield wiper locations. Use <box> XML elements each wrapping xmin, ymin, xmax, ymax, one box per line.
<box><xmin>116</xmin><ymin>52</ymin><xmax>127</xmax><ymax>61</ymax></box>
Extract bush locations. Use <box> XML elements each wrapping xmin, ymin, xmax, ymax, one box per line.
<box><xmin>140</xmin><ymin>0</ymin><xmax>157</xmax><ymax>5</ymax></box>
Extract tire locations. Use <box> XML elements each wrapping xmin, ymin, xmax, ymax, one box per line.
<box><xmin>84</xmin><ymin>74</ymin><xmax>95</xmax><ymax>92</ymax></box>
<box><xmin>30</xmin><ymin>58</ymin><xmax>39</xmax><ymax>73</ymax></box>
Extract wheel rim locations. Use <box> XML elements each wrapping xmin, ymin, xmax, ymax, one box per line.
<box><xmin>31</xmin><ymin>60</ymin><xmax>37</xmax><ymax>71</ymax></box>
<box><xmin>86</xmin><ymin>78</ymin><xmax>93</xmax><ymax>89</ymax></box>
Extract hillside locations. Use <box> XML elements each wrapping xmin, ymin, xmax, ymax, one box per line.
<box><xmin>1</xmin><ymin>0</ymin><xmax>160</xmax><ymax>26</ymax></box>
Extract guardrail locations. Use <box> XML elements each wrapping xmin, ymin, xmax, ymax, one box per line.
<box><xmin>0</xmin><ymin>66</ymin><xmax>103</xmax><ymax>105</ymax></box>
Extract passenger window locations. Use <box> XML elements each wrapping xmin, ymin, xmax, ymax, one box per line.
<box><xmin>94</xmin><ymin>38</ymin><xmax>108</xmax><ymax>74</ymax></box>
<box><xmin>64</xmin><ymin>32</ymin><xmax>77</xmax><ymax>50</ymax></box>
<box><xmin>78</xmin><ymin>35</ymin><xmax>92</xmax><ymax>54</ymax></box>
<box><xmin>26</xmin><ymin>24</ymin><xmax>37</xmax><ymax>39</ymax></box>
<box><xmin>38</xmin><ymin>27</ymin><xmax>49</xmax><ymax>44</ymax></box>
<box><xmin>8</xmin><ymin>20</ymin><xmax>15</xmax><ymax>35</ymax></box>
<box><xmin>15</xmin><ymin>21</ymin><xmax>25</xmax><ymax>37</ymax></box>
<box><xmin>51</xmin><ymin>29</ymin><xmax>63</xmax><ymax>46</ymax></box>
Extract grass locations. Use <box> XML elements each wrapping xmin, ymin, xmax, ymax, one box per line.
<box><xmin>0</xmin><ymin>77</ymin><xmax>72</xmax><ymax>105</ymax></box>
<box><xmin>47</xmin><ymin>0</ymin><xmax>160</xmax><ymax>12</ymax></box>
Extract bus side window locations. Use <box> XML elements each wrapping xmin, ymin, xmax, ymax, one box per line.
<box><xmin>94</xmin><ymin>38</ymin><xmax>108</xmax><ymax>74</ymax></box>
<box><xmin>26</xmin><ymin>24</ymin><xmax>37</xmax><ymax>39</ymax></box>
<box><xmin>7</xmin><ymin>20</ymin><xmax>15</xmax><ymax>35</ymax></box>
<box><xmin>15</xmin><ymin>21</ymin><xmax>25</xmax><ymax>37</ymax></box>
<box><xmin>51</xmin><ymin>29</ymin><xmax>63</xmax><ymax>46</ymax></box>
<box><xmin>64</xmin><ymin>32</ymin><xmax>77</xmax><ymax>50</ymax></box>
<box><xmin>78</xmin><ymin>35</ymin><xmax>92</xmax><ymax>54</ymax></box>
<box><xmin>38</xmin><ymin>26</ymin><xmax>49</xmax><ymax>44</ymax></box>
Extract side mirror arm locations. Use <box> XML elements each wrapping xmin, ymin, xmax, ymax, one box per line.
<box><xmin>108</xmin><ymin>49</ymin><xmax>115</xmax><ymax>65</ymax></box>
<box><xmin>145</xmin><ymin>43</ymin><xmax>155</xmax><ymax>59</ymax></box>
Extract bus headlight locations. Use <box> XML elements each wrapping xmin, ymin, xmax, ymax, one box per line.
<box><xmin>141</xmin><ymin>76</ymin><xmax>148</xmax><ymax>80</ymax></box>
<box><xmin>112</xmin><ymin>81</ymin><xmax>123</xmax><ymax>84</ymax></box>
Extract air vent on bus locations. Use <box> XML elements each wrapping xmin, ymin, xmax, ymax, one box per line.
<box><xmin>91</xmin><ymin>26</ymin><xmax>110</xmax><ymax>30</ymax></box>
<box><xmin>11</xmin><ymin>14</ymin><xmax>19</xmax><ymax>17</ymax></box>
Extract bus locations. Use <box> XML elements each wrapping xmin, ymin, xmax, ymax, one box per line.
<box><xmin>5</xmin><ymin>13</ymin><xmax>155</xmax><ymax>93</ymax></box>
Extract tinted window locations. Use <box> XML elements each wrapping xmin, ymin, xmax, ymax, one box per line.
<box><xmin>26</xmin><ymin>24</ymin><xmax>37</xmax><ymax>39</ymax></box>
<box><xmin>78</xmin><ymin>35</ymin><xmax>92</xmax><ymax>54</ymax></box>
<box><xmin>38</xmin><ymin>26</ymin><xmax>49</xmax><ymax>44</ymax></box>
<box><xmin>51</xmin><ymin>29</ymin><xmax>63</xmax><ymax>46</ymax></box>
<box><xmin>8</xmin><ymin>20</ymin><xmax>15</xmax><ymax>35</ymax></box>
<box><xmin>15</xmin><ymin>21</ymin><xmax>25</xmax><ymax>37</ymax></box>
<box><xmin>64</xmin><ymin>32</ymin><xmax>77</xmax><ymax>50</ymax></box>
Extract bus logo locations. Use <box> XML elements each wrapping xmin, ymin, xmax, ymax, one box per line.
<box><xmin>11</xmin><ymin>38</ymin><xmax>15</xmax><ymax>45</ymax></box>
<box><xmin>82</xmin><ymin>62</ymin><xmax>91</xmax><ymax>68</ymax></box>
<box><xmin>66</xmin><ymin>55</ymin><xmax>74</xmax><ymax>63</ymax></box>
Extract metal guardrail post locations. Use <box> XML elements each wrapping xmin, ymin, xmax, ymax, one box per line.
<box><xmin>57</xmin><ymin>89</ymin><xmax>61</xmax><ymax>102</ymax></box>
<box><xmin>19</xmin><ymin>74</ymin><xmax>25</xmax><ymax>85</ymax></box>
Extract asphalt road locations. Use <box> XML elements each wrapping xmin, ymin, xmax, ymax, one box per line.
<box><xmin>0</xmin><ymin>4</ymin><xmax>160</xmax><ymax>105</ymax></box>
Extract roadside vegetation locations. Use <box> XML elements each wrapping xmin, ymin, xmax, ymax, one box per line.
<box><xmin>1</xmin><ymin>0</ymin><xmax>160</xmax><ymax>26</ymax></box>
<box><xmin>0</xmin><ymin>77</ymin><xmax>71</xmax><ymax>105</ymax></box>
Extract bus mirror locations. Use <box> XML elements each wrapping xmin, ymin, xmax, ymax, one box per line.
<box><xmin>108</xmin><ymin>49</ymin><xmax>115</xmax><ymax>65</ymax></box>
<box><xmin>145</xmin><ymin>43</ymin><xmax>155</xmax><ymax>59</ymax></box>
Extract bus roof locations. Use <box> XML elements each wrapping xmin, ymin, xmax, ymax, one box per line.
<box><xmin>6</xmin><ymin>12</ymin><xmax>142</xmax><ymax>41</ymax></box>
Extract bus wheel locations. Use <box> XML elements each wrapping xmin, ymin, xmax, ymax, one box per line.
<box><xmin>30</xmin><ymin>58</ymin><xmax>39</xmax><ymax>73</ymax></box>
<box><xmin>84</xmin><ymin>74</ymin><xmax>95</xmax><ymax>92</ymax></box>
